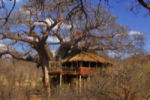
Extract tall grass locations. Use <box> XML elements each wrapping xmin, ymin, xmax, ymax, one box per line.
<box><xmin>0</xmin><ymin>55</ymin><xmax>150</xmax><ymax>100</ymax></box>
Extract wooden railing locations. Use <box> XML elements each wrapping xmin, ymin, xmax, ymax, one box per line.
<box><xmin>48</xmin><ymin>61</ymin><xmax>99</xmax><ymax>75</ymax></box>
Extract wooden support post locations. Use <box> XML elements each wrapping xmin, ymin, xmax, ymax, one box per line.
<box><xmin>87</xmin><ymin>76</ymin><xmax>91</xmax><ymax>82</ymax></box>
<box><xmin>79</xmin><ymin>75</ymin><xmax>82</xmax><ymax>89</ymax></box>
<box><xmin>60</xmin><ymin>74</ymin><xmax>62</xmax><ymax>88</ymax></box>
<box><xmin>96</xmin><ymin>62</ymin><xmax>97</xmax><ymax>68</ymax></box>
<box><xmin>78</xmin><ymin>75</ymin><xmax>82</xmax><ymax>94</ymax></box>
<box><xmin>75</xmin><ymin>77</ymin><xmax>78</xmax><ymax>90</ymax></box>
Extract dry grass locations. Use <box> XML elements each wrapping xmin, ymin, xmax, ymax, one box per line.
<box><xmin>0</xmin><ymin>55</ymin><xmax>150</xmax><ymax>100</ymax></box>
<box><xmin>0</xmin><ymin>58</ymin><xmax>43</xmax><ymax>100</ymax></box>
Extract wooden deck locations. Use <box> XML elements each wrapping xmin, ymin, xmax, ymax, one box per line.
<box><xmin>49</xmin><ymin>67</ymin><xmax>98</xmax><ymax>76</ymax></box>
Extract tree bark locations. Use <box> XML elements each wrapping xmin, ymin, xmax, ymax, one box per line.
<box><xmin>42</xmin><ymin>65</ymin><xmax>50</xmax><ymax>95</ymax></box>
<box><xmin>35</xmin><ymin>43</ymin><xmax>53</xmax><ymax>96</ymax></box>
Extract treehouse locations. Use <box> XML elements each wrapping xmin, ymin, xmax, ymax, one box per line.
<box><xmin>49</xmin><ymin>52</ymin><xmax>111</xmax><ymax>88</ymax></box>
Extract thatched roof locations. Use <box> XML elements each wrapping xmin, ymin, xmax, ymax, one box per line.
<box><xmin>61</xmin><ymin>52</ymin><xmax>110</xmax><ymax>64</ymax></box>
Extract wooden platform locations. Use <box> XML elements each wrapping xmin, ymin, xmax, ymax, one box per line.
<box><xmin>49</xmin><ymin>67</ymin><xmax>98</xmax><ymax>76</ymax></box>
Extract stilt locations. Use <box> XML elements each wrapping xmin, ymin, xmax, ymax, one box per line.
<box><xmin>75</xmin><ymin>77</ymin><xmax>78</xmax><ymax>90</ymax></box>
<box><xmin>60</xmin><ymin>74</ymin><xmax>62</xmax><ymax>88</ymax></box>
<box><xmin>79</xmin><ymin>75</ymin><xmax>82</xmax><ymax>93</ymax></box>
<box><xmin>87</xmin><ymin>76</ymin><xmax>91</xmax><ymax>81</ymax></box>
<box><xmin>79</xmin><ymin>75</ymin><xmax>82</xmax><ymax>88</ymax></box>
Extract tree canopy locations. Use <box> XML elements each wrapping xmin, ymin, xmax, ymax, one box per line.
<box><xmin>0</xmin><ymin>0</ymin><xmax>150</xmax><ymax>25</ymax></box>
<box><xmin>0</xmin><ymin>0</ymin><xmax>143</xmax><ymax>61</ymax></box>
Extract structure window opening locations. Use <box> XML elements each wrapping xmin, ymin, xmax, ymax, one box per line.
<box><xmin>83</xmin><ymin>62</ymin><xmax>89</xmax><ymax>67</ymax></box>
<box><xmin>72</xmin><ymin>62</ymin><xmax>77</xmax><ymax>68</ymax></box>
<box><xmin>97</xmin><ymin>63</ymin><xmax>102</xmax><ymax>67</ymax></box>
<box><xmin>90</xmin><ymin>62</ymin><xmax>96</xmax><ymax>68</ymax></box>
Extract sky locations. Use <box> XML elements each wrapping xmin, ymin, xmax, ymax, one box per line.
<box><xmin>1</xmin><ymin>0</ymin><xmax>150</xmax><ymax>54</ymax></box>
<box><xmin>107</xmin><ymin>0</ymin><xmax>150</xmax><ymax>53</ymax></box>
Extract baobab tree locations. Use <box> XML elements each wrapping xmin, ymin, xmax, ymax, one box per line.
<box><xmin>0</xmin><ymin>0</ymin><xmax>143</xmax><ymax>94</ymax></box>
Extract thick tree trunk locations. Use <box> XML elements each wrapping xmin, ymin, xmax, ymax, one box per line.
<box><xmin>40</xmin><ymin>57</ymin><xmax>51</xmax><ymax>96</ymax></box>
<box><xmin>35</xmin><ymin>43</ymin><xmax>53</xmax><ymax>96</ymax></box>
<box><xmin>42</xmin><ymin>65</ymin><xmax>50</xmax><ymax>95</ymax></box>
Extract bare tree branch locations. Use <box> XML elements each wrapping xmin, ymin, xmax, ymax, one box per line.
<box><xmin>0</xmin><ymin>0</ymin><xmax>16</xmax><ymax>24</ymax></box>
<box><xmin>138</xmin><ymin>0</ymin><xmax>150</xmax><ymax>10</ymax></box>
<box><xmin>0</xmin><ymin>32</ymin><xmax>35</xmax><ymax>44</ymax></box>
